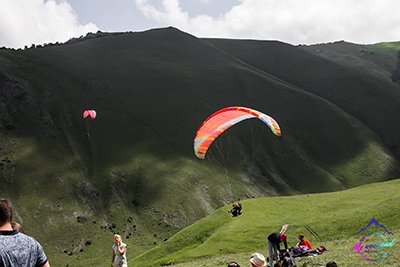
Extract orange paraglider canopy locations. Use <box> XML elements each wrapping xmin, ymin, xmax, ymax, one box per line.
<box><xmin>194</xmin><ymin>106</ymin><xmax>281</xmax><ymax>159</ymax></box>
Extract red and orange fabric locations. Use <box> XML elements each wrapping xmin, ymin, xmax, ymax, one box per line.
<box><xmin>194</xmin><ymin>106</ymin><xmax>281</xmax><ymax>159</ymax></box>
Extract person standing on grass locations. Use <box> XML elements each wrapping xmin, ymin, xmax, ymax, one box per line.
<box><xmin>111</xmin><ymin>234</ymin><xmax>128</xmax><ymax>267</ymax></box>
<box><xmin>267</xmin><ymin>224</ymin><xmax>288</xmax><ymax>267</ymax></box>
<box><xmin>0</xmin><ymin>198</ymin><xmax>50</xmax><ymax>267</ymax></box>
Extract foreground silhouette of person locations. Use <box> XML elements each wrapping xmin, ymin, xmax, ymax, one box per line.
<box><xmin>111</xmin><ymin>234</ymin><xmax>128</xmax><ymax>267</ymax></box>
<box><xmin>0</xmin><ymin>198</ymin><xmax>50</xmax><ymax>267</ymax></box>
<box><xmin>250</xmin><ymin>252</ymin><xmax>267</xmax><ymax>267</ymax></box>
<box><xmin>326</xmin><ymin>261</ymin><xmax>337</xmax><ymax>267</ymax></box>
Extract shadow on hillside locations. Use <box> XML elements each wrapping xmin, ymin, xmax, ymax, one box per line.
<box><xmin>1</xmin><ymin>28</ymin><xmax>400</xmax><ymax>207</ymax></box>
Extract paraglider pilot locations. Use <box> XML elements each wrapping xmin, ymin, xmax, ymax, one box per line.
<box><xmin>229</xmin><ymin>201</ymin><xmax>242</xmax><ymax>217</ymax></box>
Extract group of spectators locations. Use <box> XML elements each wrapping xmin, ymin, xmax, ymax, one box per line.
<box><xmin>2</xmin><ymin>198</ymin><xmax>339</xmax><ymax>267</ymax></box>
<box><xmin>229</xmin><ymin>250</ymin><xmax>337</xmax><ymax>267</ymax></box>
<box><xmin>227</xmin><ymin>224</ymin><xmax>337</xmax><ymax>267</ymax></box>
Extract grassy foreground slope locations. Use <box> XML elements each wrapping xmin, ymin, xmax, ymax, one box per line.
<box><xmin>132</xmin><ymin>179</ymin><xmax>400</xmax><ymax>267</ymax></box>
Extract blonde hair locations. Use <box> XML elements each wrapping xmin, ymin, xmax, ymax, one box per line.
<box><xmin>114</xmin><ymin>234</ymin><xmax>121</xmax><ymax>239</ymax></box>
<box><xmin>11</xmin><ymin>222</ymin><xmax>24</xmax><ymax>233</ymax></box>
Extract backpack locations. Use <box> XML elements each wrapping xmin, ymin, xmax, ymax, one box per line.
<box><xmin>274</xmin><ymin>250</ymin><xmax>296</xmax><ymax>267</ymax></box>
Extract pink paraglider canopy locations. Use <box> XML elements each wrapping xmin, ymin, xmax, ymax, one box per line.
<box><xmin>83</xmin><ymin>110</ymin><xmax>97</xmax><ymax>119</ymax></box>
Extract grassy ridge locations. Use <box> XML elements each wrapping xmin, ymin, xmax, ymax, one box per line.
<box><xmin>132</xmin><ymin>179</ymin><xmax>400</xmax><ymax>266</ymax></box>
<box><xmin>301</xmin><ymin>41</ymin><xmax>400</xmax><ymax>81</ymax></box>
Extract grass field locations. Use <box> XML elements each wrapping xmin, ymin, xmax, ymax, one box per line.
<box><xmin>131</xmin><ymin>179</ymin><xmax>400</xmax><ymax>267</ymax></box>
<box><xmin>167</xmin><ymin>236</ymin><xmax>400</xmax><ymax>267</ymax></box>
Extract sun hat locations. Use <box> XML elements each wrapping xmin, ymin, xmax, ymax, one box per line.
<box><xmin>249</xmin><ymin>252</ymin><xmax>267</xmax><ymax>267</ymax></box>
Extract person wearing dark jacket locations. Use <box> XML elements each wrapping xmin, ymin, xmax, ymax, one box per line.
<box><xmin>229</xmin><ymin>202</ymin><xmax>242</xmax><ymax>217</ymax></box>
<box><xmin>267</xmin><ymin>224</ymin><xmax>288</xmax><ymax>267</ymax></box>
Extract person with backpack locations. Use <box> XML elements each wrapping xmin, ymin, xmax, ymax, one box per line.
<box><xmin>228</xmin><ymin>200</ymin><xmax>242</xmax><ymax>217</ymax></box>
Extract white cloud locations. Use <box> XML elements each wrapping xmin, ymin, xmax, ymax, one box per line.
<box><xmin>0</xmin><ymin>0</ymin><xmax>99</xmax><ymax>48</ymax></box>
<box><xmin>135</xmin><ymin>0</ymin><xmax>400</xmax><ymax>44</ymax></box>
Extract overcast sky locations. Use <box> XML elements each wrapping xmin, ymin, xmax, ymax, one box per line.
<box><xmin>1</xmin><ymin>0</ymin><xmax>400</xmax><ymax>48</ymax></box>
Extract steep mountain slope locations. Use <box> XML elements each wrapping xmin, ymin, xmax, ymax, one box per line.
<box><xmin>206</xmin><ymin>38</ymin><xmax>400</xmax><ymax>161</ymax></box>
<box><xmin>0</xmin><ymin>28</ymin><xmax>399</xmax><ymax>265</ymax></box>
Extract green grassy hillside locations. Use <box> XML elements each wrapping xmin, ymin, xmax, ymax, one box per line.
<box><xmin>301</xmin><ymin>41</ymin><xmax>400</xmax><ymax>81</ymax></box>
<box><xmin>0</xmin><ymin>28</ymin><xmax>399</xmax><ymax>266</ymax></box>
<box><xmin>132</xmin><ymin>179</ymin><xmax>400</xmax><ymax>267</ymax></box>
